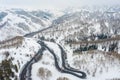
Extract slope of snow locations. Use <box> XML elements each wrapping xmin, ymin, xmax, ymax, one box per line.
<box><xmin>0</xmin><ymin>37</ymin><xmax>41</xmax><ymax>79</ymax></box>
<box><xmin>71</xmin><ymin>50</ymin><xmax>120</xmax><ymax>80</ymax></box>
<box><xmin>0</xmin><ymin>8</ymin><xmax>57</xmax><ymax>41</ymax></box>
<box><xmin>44</xmin><ymin>42</ymin><xmax>62</xmax><ymax>63</ymax></box>
<box><xmin>1</xmin><ymin>6</ymin><xmax>120</xmax><ymax>80</ymax></box>
<box><xmin>31</xmin><ymin>50</ymin><xmax>82</xmax><ymax>80</ymax></box>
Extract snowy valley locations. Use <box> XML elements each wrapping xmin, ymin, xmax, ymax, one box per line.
<box><xmin>0</xmin><ymin>6</ymin><xmax>120</xmax><ymax>80</ymax></box>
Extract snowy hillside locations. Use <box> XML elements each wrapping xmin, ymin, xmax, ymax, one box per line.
<box><xmin>30</xmin><ymin>41</ymin><xmax>120</xmax><ymax>80</ymax></box>
<box><xmin>35</xmin><ymin>7</ymin><xmax>120</xmax><ymax>42</ymax></box>
<box><xmin>31</xmin><ymin>6</ymin><xmax>120</xmax><ymax>80</ymax></box>
<box><xmin>0</xmin><ymin>37</ymin><xmax>40</xmax><ymax>80</ymax></box>
<box><xmin>0</xmin><ymin>8</ymin><xmax>63</xmax><ymax>41</ymax></box>
<box><xmin>0</xmin><ymin>6</ymin><xmax>120</xmax><ymax>80</ymax></box>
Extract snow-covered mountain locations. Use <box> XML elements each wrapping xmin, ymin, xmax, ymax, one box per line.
<box><xmin>0</xmin><ymin>36</ymin><xmax>41</xmax><ymax>80</ymax></box>
<box><xmin>0</xmin><ymin>8</ymin><xmax>63</xmax><ymax>41</ymax></box>
<box><xmin>32</xmin><ymin>6</ymin><xmax>120</xmax><ymax>80</ymax></box>
<box><xmin>35</xmin><ymin>6</ymin><xmax>120</xmax><ymax>44</ymax></box>
<box><xmin>1</xmin><ymin>6</ymin><xmax>120</xmax><ymax>80</ymax></box>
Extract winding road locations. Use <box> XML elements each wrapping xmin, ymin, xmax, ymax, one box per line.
<box><xmin>20</xmin><ymin>41</ymin><xmax>86</xmax><ymax>80</ymax></box>
<box><xmin>41</xmin><ymin>41</ymin><xmax>86</xmax><ymax>79</ymax></box>
<box><xmin>19</xmin><ymin>46</ymin><xmax>45</xmax><ymax>80</ymax></box>
<box><xmin>57</xmin><ymin>44</ymin><xmax>86</xmax><ymax>78</ymax></box>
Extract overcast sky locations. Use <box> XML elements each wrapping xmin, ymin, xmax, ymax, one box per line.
<box><xmin>0</xmin><ymin>0</ymin><xmax>119</xmax><ymax>9</ymax></box>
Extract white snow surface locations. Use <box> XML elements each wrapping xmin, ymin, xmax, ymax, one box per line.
<box><xmin>0</xmin><ymin>37</ymin><xmax>41</xmax><ymax>79</ymax></box>
<box><xmin>31</xmin><ymin>50</ymin><xmax>81</xmax><ymax>80</ymax></box>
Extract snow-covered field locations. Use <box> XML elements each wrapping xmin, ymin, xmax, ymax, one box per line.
<box><xmin>1</xmin><ymin>6</ymin><xmax>120</xmax><ymax>80</ymax></box>
<box><xmin>0</xmin><ymin>37</ymin><xmax>120</xmax><ymax>80</ymax></box>
<box><xmin>31</xmin><ymin>50</ymin><xmax>81</xmax><ymax>80</ymax></box>
<box><xmin>0</xmin><ymin>8</ymin><xmax>64</xmax><ymax>41</ymax></box>
<box><xmin>71</xmin><ymin>50</ymin><xmax>120</xmax><ymax>80</ymax></box>
<box><xmin>31</xmin><ymin>41</ymin><xmax>120</xmax><ymax>80</ymax></box>
<box><xmin>0</xmin><ymin>37</ymin><xmax>41</xmax><ymax>79</ymax></box>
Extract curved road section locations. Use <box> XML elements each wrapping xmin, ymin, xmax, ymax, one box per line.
<box><xmin>19</xmin><ymin>41</ymin><xmax>87</xmax><ymax>80</ymax></box>
<box><xmin>41</xmin><ymin>41</ymin><xmax>86</xmax><ymax>79</ymax></box>
<box><xmin>57</xmin><ymin>44</ymin><xmax>86</xmax><ymax>78</ymax></box>
<box><xmin>19</xmin><ymin>47</ymin><xmax>45</xmax><ymax>80</ymax></box>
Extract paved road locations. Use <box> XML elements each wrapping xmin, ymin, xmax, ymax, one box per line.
<box><xmin>0</xmin><ymin>21</ymin><xmax>7</xmax><ymax>29</ymax></box>
<box><xmin>39</xmin><ymin>41</ymin><xmax>87</xmax><ymax>79</ymax></box>
<box><xmin>20</xmin><ymin>41</ymin><xmax>87</xmax><ymax>80</ymax></box>
<box><xmin>24</xmin><ymin>26</ymin><xmax>52</xmax><ymax>37</ymax></box>
<box><xmin>19</xmin><ymin>47</ymin><xmax>45</xmax><ymax>80</ymax></box>
<box><xmin>58</xmin><ymin>44</ymin><xmax>87</xmax><ymax>78</ymax></box>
